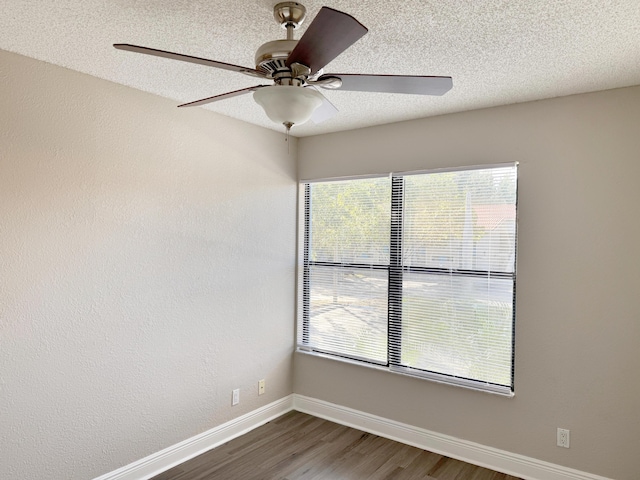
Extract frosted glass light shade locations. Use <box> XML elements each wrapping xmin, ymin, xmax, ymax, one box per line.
<box><xmin>254</xmin><ymin>85</ymin><xmax>323</xmax><ymax>126</ymax></box>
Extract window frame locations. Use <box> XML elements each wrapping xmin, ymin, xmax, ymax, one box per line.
<box><xmin>297</xmin><ymin>164</ymin><xmax>518</xmax><ymax>396</ymax></box>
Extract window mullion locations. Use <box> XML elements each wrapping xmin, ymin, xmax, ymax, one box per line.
<box><xmin>388</xmin><ymin>176</ymin><xmax>403</xmax><ymax>366</ymax></box>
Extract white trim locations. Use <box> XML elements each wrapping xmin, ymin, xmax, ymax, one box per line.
<box><xmin>292</xmin><ymin>394</ymin><xmax>614</xmax><ymax>480</ymax></box>
<box><xmin>93</xmin><ymin>395</ymin><xmax>294</xmax><ymax>480</ymax></box>
<box><xmin>94</xmin><ymin>393</ymin><xmax>613</xmax><ymax>480</ymax></box>
<box><xmin>295</xmin><ymin>350</ymin><xmax>514</xmax><ymax>397</ymax></box>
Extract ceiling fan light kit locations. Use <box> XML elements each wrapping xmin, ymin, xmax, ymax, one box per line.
<box><xmin>254</xmin><ymin>85</ymin><xmax>324</xmax><ymax>128</ymax></box>
<box><xmin>114</xmin><ymin>2</ymin><xmax>452</xmax><ymax>133</ymax></box>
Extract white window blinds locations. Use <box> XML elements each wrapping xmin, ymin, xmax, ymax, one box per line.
<box><xmin>301</xmin><ymin>177</ymin><xmax>390</xmax><ymax>364</ymax></box>
<box><xmin>298</xmin><ymin>164</ymin><xmax>518</xmax><ymax>393</ymax></box>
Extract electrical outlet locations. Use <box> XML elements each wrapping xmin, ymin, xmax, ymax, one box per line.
<box><xmin>258</xmin><ymin>379</ymin><xmax>265</xmax><ymax>395</ymax></box>
<box><xmin>232</xmin><ymin>389</ymin><xmax>240</xmax><ymax>406</ymax></box>
<box><xmin>557</xmin><ymin>428</ymin><xmax>570</xmax><ymax>448</ymax></box>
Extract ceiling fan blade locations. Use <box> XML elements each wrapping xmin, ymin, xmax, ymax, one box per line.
<box><xmin>113</xmin><ymin>44</ymin><xmax>266</xmax><ymax>78</ymax></box>
<box><xmin>177</xmin><ymin>86</ymin><xmax>268</xmax><ymax>108</ymax></box>
<box><xmin>286</xmin><ymin>7</ymin><xmax>367</xmax><ymax>74</ymax></box>
<box><xmin>319</xmin><ymin>74</ymin><xmax>453</xmax><ymax>96</ymax></box>
<box><xmin>307</xmin><ymin>87</ymin><xmax>339</xmax><ymax>124</ymax></box>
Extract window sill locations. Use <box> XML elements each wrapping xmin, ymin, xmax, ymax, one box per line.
<box><xmin>296</xmin><ymin>348</ymin><xmax>515</xmax><ymax>398</ymax></box>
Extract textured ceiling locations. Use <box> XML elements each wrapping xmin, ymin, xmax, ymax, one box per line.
<box><xmin>1</xmin><ymin>1</ymin><xmax>639</xmax><ymax>137</ymax></box>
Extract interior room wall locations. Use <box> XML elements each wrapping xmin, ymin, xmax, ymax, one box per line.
<box><xmin>0</xmin><ymin>49</ymin><xmax>297</xmax><ymax>480</ymax></box>
<box><xmin>296</xmin><ymin>85</ymin><xmax>640</xmax><ymax>480</ymax></box>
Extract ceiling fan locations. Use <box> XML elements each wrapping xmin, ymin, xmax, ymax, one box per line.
<box><xmin>114</xmin><ymin>2</ymin><xmax>453</xmax><ymax>133</ymax></box>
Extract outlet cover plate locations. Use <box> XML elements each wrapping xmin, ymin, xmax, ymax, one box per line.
<box><xmin>557</xmin><ymin>428</ymin><xmax>570</xmax><ymax>448</ymax></box>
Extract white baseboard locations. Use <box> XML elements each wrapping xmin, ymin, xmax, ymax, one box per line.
<box><xmin>292</xmin><ymin>394</ymin><xmax>613</xmax><ymax>480</ymax></box>
<box><xmin>93</xmin><ymin>395</ymin><xmax>294</xmax><ymax>480</ymax></box>
<box><xmin>95</xmin><ymin>393</ymin><xmax>613</xmax><ymax>480</ymax></box>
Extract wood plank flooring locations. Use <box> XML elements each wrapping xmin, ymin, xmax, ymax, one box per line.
<box><xmin>152</xmin><ymin>411</ymin><xmax>523</xmax><ymax>480</ymax></box>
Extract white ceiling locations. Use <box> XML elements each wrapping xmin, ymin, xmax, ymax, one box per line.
<box><xmin>1</xmin><ymin>1</ymin><xmax>639</xmax><ymax>137</ymax></box>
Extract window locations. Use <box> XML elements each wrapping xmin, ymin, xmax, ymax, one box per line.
<box><xmin>297</xmin><ymin>164</ymin><xmax>518</xmax><ymax>394</ymax></box>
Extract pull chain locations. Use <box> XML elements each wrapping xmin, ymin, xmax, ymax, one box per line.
<box><xmin>284</xmin><ymin>122</ymin><xmax>293</xmax><ymax>154</ymax></box>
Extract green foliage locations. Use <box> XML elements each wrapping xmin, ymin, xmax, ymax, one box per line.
<box><xmin>310</xmin><ymin>178</ymin><xmax>390</xmax><ymax>263</ymax></box>
<box><xmin>309</xmin><ymin>168</ymin><xmax>516</xmax><ymax>266</ymax></box>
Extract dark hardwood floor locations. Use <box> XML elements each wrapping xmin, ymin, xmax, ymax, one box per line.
<box><xmin>152</xmin><ymin>411</ymin><xmax>523</xmax><ymax>479</ymax></box>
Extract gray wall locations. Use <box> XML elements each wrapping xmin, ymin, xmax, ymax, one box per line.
<box><xmin>296</xmin><ymin>86</ymin><xmax>640</xmax><ymax>480</ymax></box>
<box><xmin>0</xmin><ymin>50</ymin><xmax>296</xmax><ymax>480</ymax></box>
<box><xmin>3</xmin><ymin>45</ymin><xmax>639</xmax><ymax>480</ymax></box>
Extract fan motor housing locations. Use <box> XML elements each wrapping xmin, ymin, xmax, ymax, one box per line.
<box><xmin>255</xmin><ymin>39</ymin><xmax>297</xmax><ymax>76</ymax></box>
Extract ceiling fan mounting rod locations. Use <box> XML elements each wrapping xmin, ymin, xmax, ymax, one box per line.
<box><xmin>285</xmin><ymin>24</ymin><xmax>295</xmax><ymax>41</ymax></box>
